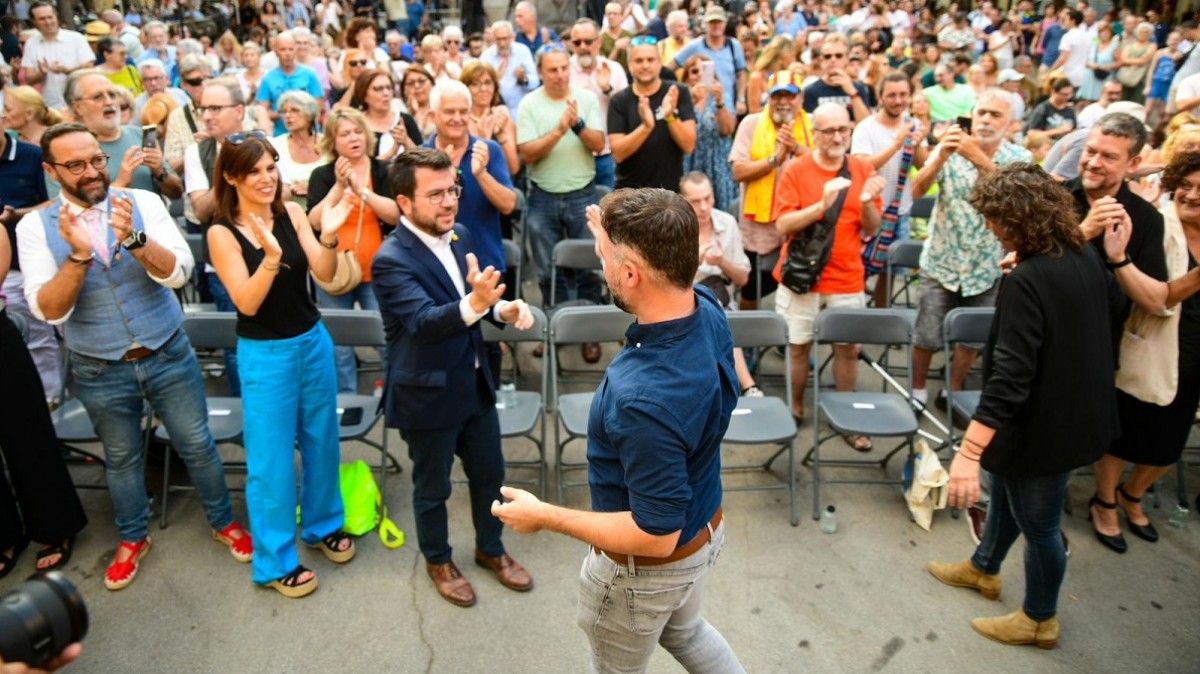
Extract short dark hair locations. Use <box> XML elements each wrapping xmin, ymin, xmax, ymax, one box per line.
<box><xmin>29</xmin><ymin>0</ymin><xmax>56</xmax><ymax>16</ymax></box>
<box><xmin>952</xmin><ymin>53</ymin><xmax>972</xmax><ymax>67</ymax></box>
<box><xmin>467</xmin><ymin>32</ymin><xmax>484</xmax><ymax>43</ymax></box>
<box><xmin>212</xmin><ymin>137</ymin><xmax>284</xmax><ymax>227</ymax></box>
<box><xmin>598</xmin><ymin>188</ymin><xmax>698</xmax><ymax>290</ymax></box>
<box><xmin>1093</xmin><ymin>112</ymin><xmax>1148</xmax><ymax>158</ymax></box>
<box><xmin>388</xmin><ymin>147</ymin><xmax>453</xmax><ymax>199</ymax></box>
<box><xmin>1049</xmin><ymin>76</ymin><xmax>1073</xmax><ymax>93</ymax></box>
<box><xmin>1067</xmin><ymin>9</ymin><xmax>1084</xmax><ymax>25</ymax></box>
<box><xmin>41</xmin><ymin>123</ymin><xmax>91</xmax><ymax>164</ymax></box>
<box><xmin>877</xmin><ymin>70</ymin><xmax>911</xmax><ymax>97</ymax></box>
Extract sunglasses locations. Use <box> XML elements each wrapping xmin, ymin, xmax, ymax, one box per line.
<box><xmin>348</xmin><ymin>59</ymin><xmax>368</xmax><ymax>66</ymax></box>
<box><xmin>182</xmin><ymin>76</ymin><xmax>206</xmax><ymax>86</ymax></box>
<box><xmin>822</xmin><ymin>52</ymin><xmax>847</xmax><ymax>60</ymax></box>
<box><xmin>226</xmin><ymin>130</ymin><xmax>270</xmax><ymax>145</ymax></box>
<box><xmin>688</xmin><ymin>68</ymin><xmax>701</xmax><ymax>75</ymax></box>
<box><xmin>572</xmin><ymin>38</ymin><xmax>596</xmax><ymax>46</ymax></box>
<box><xmin>120</xmin><ymin>104</ymin><xmax>131</xmax><ymax>111</ymax></box>
<box><xmin>630</xmin><ymin>36</ymin><xmax>659</xmax><ymax>46</ymax></box>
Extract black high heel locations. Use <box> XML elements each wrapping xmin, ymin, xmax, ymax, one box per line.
<box><xmin>1088</xmin><ymin>494</ymin><xmax>1128</xmax><ymax>553</ymax></box>
<box><xmin>1116</xmin><ymin>484</ymin><xmax>1159</xmax><ymax>543</ymax></box>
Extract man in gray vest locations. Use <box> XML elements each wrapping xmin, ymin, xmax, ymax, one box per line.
<box><xmin>15</xmin><ymin>124</ymin><xmax>253</xmax><ymax>592</ymax></box>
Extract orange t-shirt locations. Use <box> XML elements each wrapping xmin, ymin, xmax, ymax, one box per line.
<box><xmin>337</xmin><ymin>176</ymin><xmax>383</xmax><ymax>283</ymax></box>
<box><xmin>771</xmin><ymin>154</ymin><xmax>880</xmax><ymax>294</ymax></box>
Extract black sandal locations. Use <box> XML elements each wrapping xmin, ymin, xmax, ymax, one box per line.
<box><xmin>1116</xmin><ymin>484</ymin><xmax>1159</xmax><ymax>543</ymax></box>
<box><xmin>266</xmin><ymin>565</ymin><xmax>318</xmax><ymax>598</ymax></box>
<box><xmin>306</xmin><ymin>530</ymin><xmax>356</xmax><ymax>564</ymax></box>
<box><xmin>1088</xmin><ymin>494</ymin><xmax>1128</xmax><ymax>553</ymax></box>
<box><xmin>0</xmin><ymin>540</ymin><xmax>29</xmax><ymax>580</ymax></box>
<box><xmin>35</xmin><ymin>537</ymin><xmax>75</xmax><ymax>573</ymax></box>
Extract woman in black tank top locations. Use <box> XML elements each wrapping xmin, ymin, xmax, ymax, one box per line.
<box><xmin>207</xmin><ymin>134</ymin><xmax>359</xmax><ymax>598</ymax></box>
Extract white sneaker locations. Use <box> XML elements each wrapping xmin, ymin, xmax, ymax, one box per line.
<box><xmin>742</xmin><ymin>386</ymin><xmax>765</xmax><ymax>398</ymax></box>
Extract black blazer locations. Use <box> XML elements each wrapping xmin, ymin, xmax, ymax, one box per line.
<box><xmin>370</xmin><ymin>223</ymin><xmax>500</xmax><ymax>432</ymax></box>
<box><xmin>974</xmin><ymin>244</ymin><xmax>1120</xmax><ymax>478</ymax></box>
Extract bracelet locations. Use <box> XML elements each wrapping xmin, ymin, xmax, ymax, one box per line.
<box><xmin>67</xmin><ymin>252</ymin><xmax>94</xmax><ymax>266</ymax></box>
<box><xmin>319</xmin><ymin>235</ymin><xmax>339</xmax><ymax>249</ymax></box>
<box><xmin>957</xmin><ymin>450</ymin><xmax>981</xmax><ymax>462</ymax></box>
<box><xmin>261</xmin><ymin>261</ymin><xmax>281</xmax><ymax>273</ymax></box>
<box><xmin>963</xmin><ymin>437</ymin><xmax>987</xmax><ymax>452</ymax></box>
<box><xmin>1106</xmin><ymin>257</ymin><xmax>1132</xmax><ymax>269</ymax></box>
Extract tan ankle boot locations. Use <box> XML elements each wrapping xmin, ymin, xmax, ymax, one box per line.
<box><xmin>927</xmin><ymin>559</ymin><xmax>1002</xmax><ymax>600</ymax></box>
<box><xmin>971</xmin><ymin>610</ymin><xmax>1060</xmax><ymax>649</ymax></box>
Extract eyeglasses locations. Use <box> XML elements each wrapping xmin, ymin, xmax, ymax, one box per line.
<box><xmin>370</xmin><ymin>84</ymin><xmax>392</xmax><ymax>92</ymax></box>
<box><xmin>630</xmin><ymin>36</ymin><xmax>659</xmax><ymax>46</ymax></box>
<box><xmin>421</xmin><ymin>185</ymin><xmax>462</xmax><ymax>205</ymax></box>
<box><xmin>182</xmin><ymin>76</ymin><xmax>206</xmax><ymax>86</ymax></box>
<box><xmin>688</xmin><ymin>68</ymin><xmax>701</xmax><ymax>75</ymax></box>
<box><xmin>226</xmin><ymin>130</ymin><xmax>269</xmax><ymax>145</ymax></box>
<box><xmin>120</xmin><ymin>104</ymin><xmax>131</xmax><ymax>111</ymax></box>
<box><xmin>814</xmin><ymin>126</ymin><xmax>852</xmax><ymax>137</ymax></box>
<box><xmin>348</xmin><ymin>59</ymin><xmax>368</xmax><ymax>66</ymax></box>
<box><xmin>404</xmin><ymin>77</ymin><xmax>429</xmax><ymax>87</ymax></box>
<box><xmin>199</xmin><ymin>103</ymin><xmax>240</xmax><ymax>114</ymax></box>
<box><xmin>51</xmin><ymin>154</ymin><xmax>109</xmax><ymax>176</ymax></box>
<box><xmin>571</xmin><ymin>38</ymin><xmax>596</xmax><ymax>46</ymax></box>
<box><xmin>821</xmin><ymin>52</ymin><xmax>847</xmax><ymax>60</ymax></box>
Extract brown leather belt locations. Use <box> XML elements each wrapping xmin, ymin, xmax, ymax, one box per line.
<box><xmin>593</xmin><ymin>507</ymin><xmax>723</xmax><ymax>567</ymax></box>
<box><xmin>120</xmin><ymin>330</ymin><xmax>179</xmax><ymax>362</ymax></box>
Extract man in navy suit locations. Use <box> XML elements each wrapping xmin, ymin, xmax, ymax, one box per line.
<box><xmin>372</xmin><ymin>147</ymin><xmax>536</xmax><ymax>607</ymax></box>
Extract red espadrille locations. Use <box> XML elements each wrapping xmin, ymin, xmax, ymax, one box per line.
<box><xmin>105</xmin><ymin>538</ymin><xmax>151</xmax><ymax>591</ymax></box>
<box><xmin>213</xmin><ymin>521</ymin><xmax>253</xmax><ymax>563</ymax></box>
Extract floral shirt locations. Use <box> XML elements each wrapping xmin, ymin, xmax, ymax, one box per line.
<box><xmin>919</xmin><ymin>141</ymin><xmax>1032</xmax><ymax>297</ymax></box>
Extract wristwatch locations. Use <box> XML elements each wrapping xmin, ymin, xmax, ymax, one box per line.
<box><xmin>570</xmin><ymin>119</ymin><xmax>587</xmax><ymax>135</ymax></box>
<box><xmin>767</xmin><ymin>155</ymin><xmax>778</xmax><ymax>167</ymax></box>
<box><xmin>121</xmin><ymin>230</ymin><xmax>147</xmax><ymax>251</ymax></box>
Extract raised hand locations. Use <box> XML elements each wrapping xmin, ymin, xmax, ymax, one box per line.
<box><xmin>466</xmin><ymin>252</ymin><xmax>505</xmax><ymax>314</ymax></box>
<box><xmin>775</xmin><ymin>122</ymin><xmax>796</xmax><ymax>158</ymax></box>
<box><xmin>58</xmin><ymin>208</ymin><xmax>94</xmax><ymax>258</ymax></box>
<box><xmin>1080</xmin><ymin>195</ymin><xmax>1126</xmax><ymax>240</ymax></box>
<box><xmin>142</xmin><ymin>146</ymin><xmax>165</xmax><ymax>173</ymax></box>
<box><xmin>117</xmin><ymin>145</ymin><xmax>144</xmax><ymax>185</ymax></box>
<box><xmin>499</xmin><ymin>298</ymin><xmax>535</xmax><ymax>330</ymax></box>
<box><xmin>637</xmin><ymin>95</ymin><xmax>655</xmax><ymax>129</ymax></box>
<box><xmin>702</xmin><ymin>239</ymin><xmax>724</xmax><ymax>266</ymax></box>
<box><xmin>391</xmin><ymin>123</ymin><xmax>416</xmax><ymax>149</ymax></box>
<box><xmin>334</xmin><ymin>156</ymin><xmax>352</xmax><ymax>187</ymax></box>
<box><xmin>597</xmin><ymin>60</ymin><xmax>612</xmax><ymax>92</ymax></box>
<box><xmin>109</xmin><ymin>194</ymin><xmax>134</xmax><ymax>241</ymax></box>
<box><xmin>585</xmin><ymin>203</ymin><xmax>604</xmax><ymax>240</ymax></box>
<box><xmin>660</xmin><ymin>84</ymin><xmax>679</xmax><ymax>118</ymax></box>
<box><xmin>821</xmin><ymin>176</ymin><xmax>853</xmax><ymax>210</ymax></box>
<box><xmin>861</xmin><ymin>175</ymin><xmax>887</xmax><ymax>203</ymax></box>
<box><xmin>470</xmin><ymin>140</ymin><xmax>489</xmax><ymax>176</ymax></box>
<box><xmin>320</xmin><ymin>193</ymin><xmax>353</xmax><ymax>238</ymax></box>
<box><xmin>1103</xmin><ymin>210</ymin><xmax>1133</xmax><ymax>262</ymax></box>
<box><xmin>248</xmin><ymin>212</ymin><xmax>282</xmax><ymax>263</ymax></box>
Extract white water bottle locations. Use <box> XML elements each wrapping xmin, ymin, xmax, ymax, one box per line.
<box><xmin>498</xmin><ymin>382</ymin><xmax>516</xmax><ymax>409</ymax></box>
<box><xmin>820</xmin><ymin>505</ymin><xmax>838</xmax><ymax>534</ymax></box>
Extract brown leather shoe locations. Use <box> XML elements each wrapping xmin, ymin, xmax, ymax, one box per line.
<box><xmin>474</xmin><ymin>551</ymin><xmax>533</xmax><ymax>592</ymax></box>
<box><xmin>581</xmin><ymin>342</ymin><xmax>602</xmax><ymax>364</ymax></box>
<box><xmin>426</xmin><ymin>561</ymin><xmax>476</xmax><ymax>607</ymax></box>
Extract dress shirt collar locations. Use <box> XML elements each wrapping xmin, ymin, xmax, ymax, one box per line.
<box><xmin>624</xmin><ymin>294</ymin><xmax>700</xmax><ymax>347</ymax></box>
<box><xmin>400</xmin><ymin>215</ymin><xmax>454</xmax><ymax>250</ymax></box>
<box><xmin>60</xmin><ymin>192</ymin><xmax>109</xmax><ymax>217</ymax></box>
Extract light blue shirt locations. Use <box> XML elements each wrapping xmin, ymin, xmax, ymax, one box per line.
<box><xmin>481</xmin><ymin>43</ymin><xmax>540</xmax><ymax>111</ymax></box>
<box><xmin>669</xmin><ymin>36</ymin><xmax>746</xmax><ymax>110</ymax></box>
<box><xmin>255</xmin><ymin>65</ymin><xmax>324</xmax><ymax>136</ymax></box>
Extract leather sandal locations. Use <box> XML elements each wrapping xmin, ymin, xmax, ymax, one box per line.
<box><xmin>0</xmin><ymin>540</ymin><xmax>29</xmax><ymax>580</ymax></box>
<box><xmin>1116</xmin><ymin>484</ymin><xmax>1159</xmax><ymax>543</ymax></box>
<box><xmin>306</xmin><ymin>530</ymin><xmax>356</xmax><ymax>564</ymax></box>
<box><xmin>1088</xmin><ymin>495</ymin><xmax>1127</xmax><ymax>554</ymax></box>
<box><xmin>267</xmin><ymin>565</ymin><xmax>318</xmax><ymax>598</ymax></box>
<box><xmin>35</xmin><ymin>537</ymin><xmax>75</xmax><ymax>572</ymax></box>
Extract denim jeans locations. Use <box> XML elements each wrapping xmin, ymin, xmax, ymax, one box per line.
<box><xmin>239</xmin><ymin>322</ymin><xmax>344</xmax><ymax>584</ymax></box>
<box><xmin>577</xmin><ymin>521</ymin><xmax>744</xmax><ymax>673</ymax></box>
<box><xmin>207</xmin><ymin>271</ymin><xmax>240</xmax><ymax>396</ymax></box>
<box><xmin>315</xmin><ymin>282</ymin><xmax>380</xmax><ymax>393</ymax></box>
<box><xmin>594</xmin><ymin>154</ymin><xmax>616</xmax><ymax>189</ymax></box>
<box><xmin>971</xmin><ymin>471</ymin><xmax>1069</xmax><ymax>620</ymax></box>
<box><xmin>526</xmin><ymin>182</ymin><xmax>603</xmax><ymax>307</ymax></box>
<box><xmin>70</xmin><ymin>331</ymin><xmax>234</xmax><ymax>542</ymax></box>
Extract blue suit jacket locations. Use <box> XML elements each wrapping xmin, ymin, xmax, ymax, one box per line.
<box><xmin>371</xmin><ymin>222</ymin><xmax>500</xmax><ymax>432</ymax></box>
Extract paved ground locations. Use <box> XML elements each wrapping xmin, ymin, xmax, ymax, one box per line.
<box><xmin>4</xmin><ymin>338</ymin><xmax>1198</xmax><ymax>673</ymax></box>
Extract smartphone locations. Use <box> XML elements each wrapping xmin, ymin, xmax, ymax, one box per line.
<box><xmin>700</xmin><ymin>61</ymin><xmax>715</xmax><ymax>87</ymax></box>
<box><xmin>956</xmin><ymin>116</ymin><xmax>973</xmax><ymax>134</ymax></box>
<box><xmin>141</xmin><ymin>125</ymin><xmax>159</xmax><ymax>150</ymax></box>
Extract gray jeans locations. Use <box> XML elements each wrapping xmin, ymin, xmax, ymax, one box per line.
<box><xmin>576</xmin><ymin>521</ymin><xmax>743</xmax><ymax>674</ymax></box>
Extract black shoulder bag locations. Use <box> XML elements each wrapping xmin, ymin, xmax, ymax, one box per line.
<box><xmin>780</xmin><ymin>159</ymin><xmax>851</xmax><ymax>295</ymax></box>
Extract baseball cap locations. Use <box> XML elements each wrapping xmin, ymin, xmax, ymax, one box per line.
<box><xmin>704</xmin><ymin>6</ymin><xmax>728</xmax><ymax>22</ymax></box>
<box><xmin>997</xmin><ymin>68</ymin><xmax>1024</xmax><ymax>84</ymax></box>
<box><xmin>767</xmin><ymin>70</ymin><xmax>801</xmax><ymax>96</ymax></box>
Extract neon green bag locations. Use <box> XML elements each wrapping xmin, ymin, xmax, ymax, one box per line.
<box><xmin>340</xmin><ymin>460</ymin><xmax>405</xmax><ymax>548</ymax></box>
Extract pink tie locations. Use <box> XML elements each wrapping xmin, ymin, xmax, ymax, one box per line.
<box><xmin>79</xmin><ymin>208</ymin><xmax>109</xmax><ymax>264</ymax></box>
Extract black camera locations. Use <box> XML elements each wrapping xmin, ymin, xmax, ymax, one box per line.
<box><xmin>0</xmin><ymin>572</ymin><xmax>88</xmax><ymax>668</ymax></box>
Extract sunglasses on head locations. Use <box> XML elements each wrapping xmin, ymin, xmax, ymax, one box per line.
<box><xmin>226</xmin><ymin>130</ymin><xmax>270</xmax><ymax>146</ymax></box>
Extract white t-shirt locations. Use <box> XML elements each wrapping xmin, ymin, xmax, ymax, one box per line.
<box><xmin>1077</xmin><ymin>101</ymin><xmax>1107</xmax><ymax>129</ymax></box>
<box><xmin>20</xmin><ymin>30</ymin><xmax>95</xmax><ymax>109</ymax></box>
<box><xmin>1176</xmin><ymin>72</ymin><xmax>1200</xmax><ymax>103</ymax></box>
<box><xmin>1059</xmin><ymin>27</ymin><xmax>1091</xmax><ymax>87</ymax></box>
<box><xmin>851</xmin><ymin>114</ymin><xmax>918</xmax><ymax>216</ymax></box>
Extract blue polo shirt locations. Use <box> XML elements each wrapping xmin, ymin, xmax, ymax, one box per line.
<box><xmin>670</xmin><ymin>36</ymin><xmax>746</xmax><ymax>110</ymax></box>
<box><xmin>423</xmin><ymin>134</ymin><xmax>511</xmax><ymax>272</ymax></box>
<box><xmin>255</xmin><ymin>65</ymin><xmax>324</xmax><ymax>136</ymax></box>
<box><xmin>587</xmin><ymin>286</ymin><xmax>738</xmax><ymax>542</ymax></box>
<box><xmin>0</xmin><ymin>133</ymin><xmax>50</xmax><ymax>271</ymax></box>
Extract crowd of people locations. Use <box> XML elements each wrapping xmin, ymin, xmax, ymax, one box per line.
<box><xmin>0</xmin><ymin>0</ymin><xmax>1199</xmax><ymax>663</ymax></box>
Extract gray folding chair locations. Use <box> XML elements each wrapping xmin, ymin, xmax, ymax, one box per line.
<box><xmin>910</xmin><ymin>195</ymin><xmax>935</xmax><ymax>220</ymax></box>
<box><xmin>502</xmin><ymin>237</ymin><xmax>522</xmax><ymax>300</ymax></box>
<box><xmin>550</xmin><ymin>305</ymin><xmax>635</xmax><ymax>503</ymax></box>
<box><xmin>885</xmin><ymin>239</ymin><xmax>924</xmax><ymax>309</ymax></box>
<box><xmin>549</xmin><ymin>239</ymin><xmax>604</xmax><ymax>308</ymax></box>
<box><xmin>806</xmin><ymin>308</ymin><xmax>920</xmax><ymax>520</ymax></box>
<box><xmin>723</xmin><ymin>311</ymin><xmax>800</xmax><ymax>525</ymax></box>
<box><xmin>320</xmin><ymin>309</ymin><xmax>401</xmax><ymax>506</ymax></box>
<box><xmin>183</xmin><ymin>233</ymin><xmax>205</xmax><ymax>304</ymax></box>
<box><xmin>751</xmin><ymin>249</ymin><xmax>781</xmax><ymax>304</ymax></box>
<box><xmin>482</xmin><ymin>306</ymin><xmax>549</xmax><ymax>498</ymax></box>
<box><xmin>942</xmin><ymin>307</ymin><xmax>994</xmax><ymax>440</ymax></box>
<box><xmin>159</xmin><ymin>312</ymin><xmax>245</xmax><ymax>527</ymax></box>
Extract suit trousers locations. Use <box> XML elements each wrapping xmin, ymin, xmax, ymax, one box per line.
<box><xmin>0</xmin><ymin>310</ymin><xmax>87</xmax><ymax>550</ymax></box>
<box><xmin>401</xmin><ymin>369</ymin><xmax>506</xmax><ymax>564</ymax></box>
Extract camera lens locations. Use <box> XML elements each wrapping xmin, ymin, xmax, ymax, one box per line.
<box><xmin>0</xmin><ymin>571</ymin><xmax>89</xmax><ymax>668</ymax></box>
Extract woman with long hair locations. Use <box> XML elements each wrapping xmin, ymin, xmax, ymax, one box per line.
<box><xmin>928</xmin><ymin>163</ymin><xmax>1118</xmax><ymax>648</ymax></box>
<box><xmin>96</xmin><ymin>37</ymin><xmax>143</xmax><ymax>96</ymax></box>
<box><xmin>978</xmin><ymin>52</ymin><xmax>1000</xmax><ymax>88</ymax></box>
<box><xmin>352</xmin><ymin>70</ymin><xmax>421</xmax><ymax>161</ymax></box>
<box><xmin>747</xmin><ymin>35</ymin><xmax>794</xmax><ymax>114</ymax></box>
<box><xmin>2</xmin><ymin>86</ymin><xmax>62</xmax><ymax>146</ymax></box>
<box><xmin>401</xmin><ymin>66</ymin><xmax>437</xmax><ymax>139</ymax></box>
<box><xmin>340</xmin><ymin>17</ymin><xmax>388</xmax><ymax>71</ymax></box>
<box><xmin>682</xmin><ymin>54</ymin><xmax>736</xmax><ymax>213</ymax></box>
<box><xmin>305</xmin><ymin>108</ymin><xmax>400</xmax><ymax>393</ymax></box>
<box><xmin>207</xmin><ymin>132</ymin><xmax>353</xmax><ymax>598</ymax></box>
<box><xmin>331</xmin><ymin>47</ymin><xmax>370</xmax><ymax>109</ymax></box>
<box><xmin>269</xmin><ymin>91</ymin><xmax>325</xmax><ymax>208</ymax></box>
<box><xmin>259</xmin><ymin>0</ymin><xmax>285</xmax><ymax>32</ymax></box>
<box><xmin>237</xmin><ymin>42</ymin><xmax>266</xmax><ymax>102</ymax></box>
<box><xmin>460</xmin><ymin>60</ymin><xmax>519</xmax><ymax>176</ymax></box>
<box><xmin>215</xmin><ymin>30</ymin><xmax>243</xmax><ymax>73</ymax></box>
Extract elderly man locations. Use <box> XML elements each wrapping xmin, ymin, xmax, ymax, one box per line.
<box><xmin>513</xmin><ymin>0</ymin><xmax>559</xmax><ymax>54</ymax></box>
<box><xmin>569</xmin><ymin>18</ymin><xmax>627</xmax><ymax>189</ymax></box>
<box><xmin>772</xmin><ymin>102</ymin><xmax>885</xmax><ymax>434</ymax></box>
<box><xmin>909</xmin><ymin>89</ymin><xmax>1031</xmax><ymax>410</ymax></box>
<box><xmin>608</xmin><ymin>39</ymin><xmax>696</xmax><ymax>191</ymax></box>
<box><xmin>137</xmin><ymin>21</ymin><xmax>177</xmax><ymax>82</ymax></box>
<box><xmin>255</xmin><ymin>31</ymin><xmax>324</xmax><ymax>136</ymax></box>
<box><xmin>802</xmin><ymin>33</ymin><xmax>871</xmax><ymax>122</ymax></box>
<box><xmin>17</xmin><ymin>124</ymin><xmax>252</xmax><ymax>591</ymax></box>
<box><xmin>730</xmin><ymin>70</ymin><xmax>813</xmax><ymax>309</ymax></box>
<box><xmin>132</xmin><ymin>59</ymin><xmax>189</xmax><ymax>120</ymax></box>
<box><xmin>19</xmin><ymin>1</ymin><xmax>94</xmax><ymax>110</ymax></box>
<box><xmin>481</xmin><ymin>21</ymin><xmax>539</xmax><ymax>111</ymax></box>
<box><xmin>100</xmin><ymin>9</ymin><xmax>143</xmax><ymax>62</ymax></box>
<box><xmin>658</xmin><ymin>9</ymin><xmax>690</xmax><ymax>69</ymax></box>
<box><xmin>163</xmin><ymin>55</ymin><xmax>213</xmax><ymax>177</ymax></box>
<box><xmin>668</xmin><ymin>6</ymin><xmax>747</xmax><ymax>114</ymax></box>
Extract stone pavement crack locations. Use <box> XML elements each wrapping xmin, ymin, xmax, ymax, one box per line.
<box><xmin>410</xmin><ymin>555</ymin><xmax>435</xmax><ymax>673</ymax></box>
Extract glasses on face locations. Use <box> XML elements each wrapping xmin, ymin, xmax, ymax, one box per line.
<box><xmin>821</xmin><ymin>51</ymin><xmax>847</xmax><ymax>60</ymax></box>
<box><xmin>630</xmin><ymin>36</ymin><xmax>659</xmax><ymax>47</ymax></box>
<box><xmin>348</xmin><ymin>59</ymin><xmax>368</xmax><ymax>66</ymax></box>
<box><xmin>199</xmin><ymin>103</ymin><xmax>239</xmax><ymax>115</ymax></box>
<box><xmin>688</xmin><ymin>68</ymin><xmax>701</xmax><ymax>76</ymax></box>
<box><xmin>814</xmin><ymin>126</ymin><xmax>851</xmax><ymax>137</ymax></box>
<box><xmin>571</xmin><ymin>38</ymin><xmax>596</xmax><ymax>47</ymax></box>
<box><xmin>446</xmin><ymin>39</ymin><xmax>461</xmax><ymax>45</ymax></box>
<box><xmin>120</xmin><ymin>103</ymin><xmax>131</xmax><ymax>111</ymax></box>
<box><xmin>370</xmin><ymin>83</ymin><xmax>392</xmax><ymax>92</ymax></box>
<box><xmin>52</xmin><ymin>154</ymin><xmax>109</xmax><ymax>176</ymax></box>
<box><xmin>405</xmin><ymin>77</ymin><xmax>429</xmax><ymax>88</ymax></box>
<box><xmin>182</xmin><ymin>76</ymin><xmax>206</xmax><ymax>87</ymax></box>
<box><xmin>422</xmin><ymin>184</ymin><xmax>462</xmax><ymax>205</ymax></box>
<box><xmin>227</xmin><ymin>130</ymin><xmax>270</xmax><ymax>145</ymax></box>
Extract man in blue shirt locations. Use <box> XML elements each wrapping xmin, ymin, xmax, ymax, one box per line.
<box><xmin>493</xmin><ymin>188</ymin><xmax>744</xmax><ymax>673</ymax></box>
<box><xmin>255</xmin><ymin>31</ymin><xmax>324</xmax><ymax>136</ymax></box>
<box><xmin>668</xmin><ymin>6</ymin><xmax>747</xmax><ymax>113</ymax></box>
<box><xmin>482</xmin><ymin>20</ymin><xmax>540</xmax><ymax>111</ymax></box>
<box><xmin>513</xmin><ymin>0</ymin><xmax>559</xmax><ymax>54</ymax></box>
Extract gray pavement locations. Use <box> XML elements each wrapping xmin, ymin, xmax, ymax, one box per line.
<box><xmin>4</xmin><ymin>343</ymin><xmax>1198</xmax><ymax>673</ymax></box>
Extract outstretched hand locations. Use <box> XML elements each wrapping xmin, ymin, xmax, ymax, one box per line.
<box><xmin>499</xmin><ymin>298</ymin><xmax>535</xmax><ymax>330</ymax></box>
<box><xmin>491</xmin><ymin>485</ymin><xmax>546</xmax><ymax>534</ymax></box>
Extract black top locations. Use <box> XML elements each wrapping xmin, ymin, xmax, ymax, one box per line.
<box><xmin>802</xmin><ymin>79</ymin><xmax>871</xmax><ymax>115</ymax></box>
<box><xmin>974</xmin><ymin>244</ymin><xmax>1119</xmax><ymax>478</ymax></box>
<box><xmin>608</xmin><ymin>81</ymin><xmax>696</xmax><ymax>191</ymax></box>
<box><xmin>1181</xmin><ymin>251</ymin><xmax>1200</xmax><ymax>368</ymax></box>
<box><xmin>212</xmin><ymin>213</ymin><xmax>319</xmax><ymax>340</ymax></box>
<box><xmin>306</xmin><ymin>157</ymin><xmax>398</xmax><ymax>229</ymax></box>
<box><xmin>1024</xmin><ymin>100</ymin><xmax>1077</xmax><ymax>133</ymax></box>
<box><xmin>370</xmin><ymin>112</ymin><xmax>422</xmax><ymax>154</ymax></box>
<box><xmin>1068</xmin><ymin>179</ymin><xmax>1168</xmax><ymax>365</ymax></box>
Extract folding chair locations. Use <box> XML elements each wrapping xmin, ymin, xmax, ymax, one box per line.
<box><xmin>910</xmin><ymin>195</ymin><xmax>935</xmax><ymax>220</ymax></box>
<box><xmin>885</xmin><ymin>239</ymin><xmax>924</xmax><ymax>309</ymax></box>
<box><xmin>502</xmin><ymin>237</ymin><xmax>522</xmax><ymax>300</ymax></box>
<box><xmin>159</xmin><ymin>312</ymin><xmax>244</xmax><ymax>528</ymax></box>
<box><xmin>550</xmin><ymin>305</ymin><xmax>634</xmax><ymax>503</ymax></box>
<box><xmin>482</xmin><ymin>306</ymin><xmax>549</xmax><ymax>498</ymax></box>
<box><xmin>722</xmin><ymin>312</ymin><xmax>800</xmax><ymax>525</ymax></box>
<box><xmin>549</xmin><ymin>239</ymin><xmax>604</xmax><ymax>308</ymax></box>
<box><xmin>320</xmin><ymin>309</ymin><xmax>401</xmax><ymax>506</ymax></box>
<box><xmin>751</xmin><ymin>249</ymin><xmax>781</xmax><ymax>305</ymax></box>
<box><xmin>942</xmin><ymin>307</ymin><xmax>994</xmax><ymax>441</ymax></box>
<box><xmin>183</xmin><ymin>233</ymin><xmax>207</xmax><ymax>305</ymax></box>
<box><xmin>805</xmin><ymin>308</ymin><xmax>920</xmax><ymax>520</ymax></box>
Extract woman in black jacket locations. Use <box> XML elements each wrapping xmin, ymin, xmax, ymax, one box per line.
<box><xmin>927</xmin><ymin>163</ymin><xmax>1118</xmax><ymax>650</ymax></box>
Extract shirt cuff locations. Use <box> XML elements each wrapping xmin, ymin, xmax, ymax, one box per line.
<box><xmin>493</xmin><ymin>300</ymin><xmax>511</xmax><ymax>323</ymax></box>
<box><xmin>459</xmin><ymin>295</ymin><xmax>486</xmax><ymax>326</ymax></box>
<box><xmin>147</xmin><ymin>264</ymin><xmax>188</xmax><ymax>289</ymax></box>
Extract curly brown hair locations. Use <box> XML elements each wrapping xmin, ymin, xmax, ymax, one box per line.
<box><xmin>1161</xmin><ymin>151</ymin><xmax>1200</xmax><ymax>194</ymax></box>
<box><xmin>968</xmin><ymin>162</ymin><xmax>1084</xmax><ymax>258</ymax></box>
